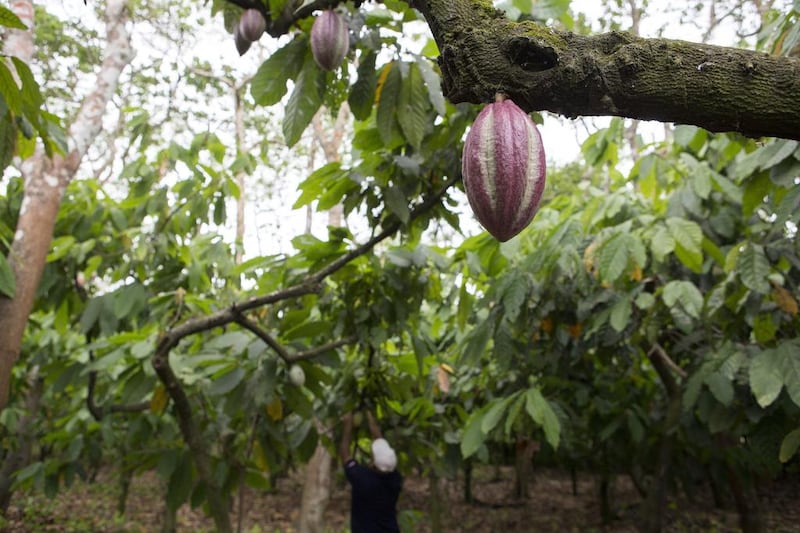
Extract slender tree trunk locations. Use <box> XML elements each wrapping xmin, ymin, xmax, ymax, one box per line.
<box><xmin>0</xmin><ymin>371</ymin><xmax>43</xmax><ymax>515</ymax></box>
<box><xmin>0</xmin><ymin>0</ymin><xmax>134</xmax><ymax>410</ymax></box>
<box><xmin>297</xmin><ymin>106</ymin><xmax>349</xmax><ymax>532</ymax></box>
<box><xmin>233</xmin><ymin>87</ymin><xmax>247</xmax><ymax>267</ymax></box>
<box><xmin>463</xmin><ymin>460</ymin><xmax>473</xmax><ymax>503</ymax></box>
<box><xmin>428</xmin><ymin>470</ymin><xmax>443</xmax><ymax>533</ymax></box>
<box><xmin>727</xmin><ymin>464</ymin><xmax>763</xmax><ymax>533</ymax></box>
<box><xmin>298</xmin><ymin>435</ymin><xmax>333</xmax><ymax>533</ymax></box>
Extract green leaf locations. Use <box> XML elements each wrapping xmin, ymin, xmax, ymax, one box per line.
<box><xmin>704</xmin><ymin>372</ymin><xmax>734</xmax><ymax>406</ymax></box>
<box><xmin>461</xmin><ymin>409</ymin><xmax>488</xmax><ymax>458</ymax></box>
<box><xmin>780</xmin><ymin>341</ymin><xmax>800</xmax><ymax>408</ymax></box>
<box><xmin>348</xmin><ymin>51</ymin><xmax>377</xmax><ymax>121</ymax></box>
<box><xmin>414</xmin><ymin>55</ymin><xmax>446</xmax><ymax>116</ymax></box>
<box><xmin>481</xmin><ymin>397</ymin><xmax>511</xmax><ymax>434</ymax></box>
<box><xmin>662</xmin><ymin>280</ymin><xmax>703</xmax><ymax>319</ymax></box>
<box><xmin>461</xmin><ymin>319</ymin><xmax>493</xmax><ymax>366</ymax></box>
<box><xmin>525</xmin><ymin>387</ymin><xmax>560</xmax><ymax>449</ymax></box>
<box><xmin>597</xmin><ymin>233</ymin><xmax>628</xmax><ymax>284</ymax></box>
<box><xmin>0</xmin><ymin>61</ymin><xmax>22</xmax><ymax>115</ymax></box>
<box><xmin>383</xmin><ymin>185</ymin><xmax>410</xmax><ymax>224</ymax></box>
<box><xmin>207</xmin><ymin>366</ymin><xmax>245</xmax><ymax>396</ymax></box>
<box><xmin>650</xmin><ymin>226</ymin><xmax>675</xmax><ymax>262</ymax></box>
<box><xmin>609</xmin><ymin>296</ymin><xmax>631</xmax><ymax>332</ymax></box>
<box><xmin>749</xmin><ymin>348</ymin><xmax>784</xmax><ymax>408</ymax></box>
<box><xmin>0</xmin><ymin>254</ymin><xmax>15</xmax><ymax>298</ymax></box>
<box><xmin>0</xmin><ymin>5</ymin><xmax>27</xmax><ymax>29</ymax></box>
<box><xmin>779</xmin><ymin>428</ymin><xmax>800</xmax><ymax>463</ymax></box>
<box><xmin>251</xmin><ymin>36</ymin><xmax>307</xmax><ymax>106</ymax></box>
<box><xmin>282</xmin><ymin>56</ymin><xmax>323</xmax><ymax>147</ymax></box>
<box><xmin>396</xmin><ymin>62</ymin><xmax>429</xmax><ymax>149</ymax></box>
<box><xmin>167</xmin><ymin>453</ymin><xmax>193</xmax><ymax>512</ymax></box>
<box><xmin>376</xmin><ymin>62</ymin><xmax>402</xmax><ymax>147</ymax></box>
<box><xmin>736</xmin><ymin>243</ymin><xmax>771</xmax><ymax>294</ymax></box>
<box><xmin>666</xmin><ymin>218</ymin><xmax>703</xmax><ymax>272</ymax></box>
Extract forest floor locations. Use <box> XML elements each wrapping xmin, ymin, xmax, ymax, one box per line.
<box><xmin>1</xmin><ymin>464</ymin><xmax>799</xmax><ymax>532</ymax></box>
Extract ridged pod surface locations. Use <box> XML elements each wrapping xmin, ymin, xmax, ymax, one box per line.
<box><xmin>239</xmin><ymin>9</ymin><xmax>266</xmax><ymax>42</ymax></box>
<box><xmin>311</xmin><ymin>10</ymin><xmax>349</xmax><ymax>71</ymax></box>
<box><xmin>462</xmin><ymin>96</ymin><xmax>546</xmax><ymax>242</ymax></box>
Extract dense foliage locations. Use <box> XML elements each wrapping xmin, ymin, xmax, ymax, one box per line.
<box><xmin>1</xmin><ymin>0</ymin><xmax>799</xmax><ymax>531</ymax></box>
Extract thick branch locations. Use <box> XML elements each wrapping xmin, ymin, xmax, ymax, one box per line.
<box><xmin>413</xmin><ymin>0</ymin><xmax>800</xmax><ymax>140</ymax></box>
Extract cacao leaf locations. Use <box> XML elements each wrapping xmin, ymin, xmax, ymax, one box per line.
<box><xmin>0</xmin><ymin>5</ymin><xmax>27</xmax><ymax>29</ymax></box>
<box><xmin>749</xmin><ymin>348</ymin><xmax>784</xmax><ymax>407</ymax></box>
<box><xmin>773</xmin><ymin>285</ymin><xmax>799</xmax><ymax>316</ymax></box>
<box><xmin>383</xmin><ymin>185</ymin><xmax>410</xmax><ymax>224</ymax></box>
<box><xmin>282</xmin><ymin>56</ymin><xmax>323</xmax><ymax>147</ymax></box>
<box><xmin>505</xmin><ymin>393</ymin><xmax>525</xmax><ymax>435</ymax></box>
<box><xmin>704</xmin><ymin>372</ymin><xmax>734</xmax><ymax>406</ymax></box>
<box><xmin>650</xmin><ymin>226</ymin><xmax>675</xmax><ymax>262</ymax></box>
<box><xmin>609</xmin><ymin>296</ymin><xmax>631</xmax><ymax>332</ymax></box>
<box><xmin>666</xmin><ymin>218</ymin><xmax>703</xmax><ymax>272</ymax></box>
<box><xmin>461</xmin><ymin>408</ymin><xmax>488</xmax><ymax>458</ymax></box>
<box><xmin>414</xmin><ymin>55</ymin><xmax>446</xmax><ymax>116</ymax></box>
<box><xmin>251</xmin><ymin>36</ymin><xmax>307</xmax><ymax>106</ymax></box>
<box><xmin>0</xmin><ymin>62</ymin><xmax>21</xmax><ymax>115</ymax></box>
<box><xmin>375</xmin><ymin>62</ymin><xmax>403</xmax><ymax>147</ymax></box>
<box><xmin>781</xmin><ymin>341</ymin><xmax>800</xmax><ymax>408</ymax></box>
<box><xmin>0</xmin><ymin>253</ymin><xmax>15</xmax><ymax>298</ymax></box>
<box><xmin>742</xmin><ymin>173</ymin><xmax>771</xmax><ymax>217</ymax></box>
<box><xmin>597</xmin><ymin>233</ymin><xmax>628</xmax><ymax>284</ymax></box>
<box><xmin>779</xmin><ymin>428</ymin><xmax>800</xmax><ymax>463</ymax></box>
<box><xmin>167</xmin><ymin>453</ymin><xmax>193</xmax><ymax>512</ymax></box>
<box><xmin>150</xmin><ymin>384</ymin><xmax>169</xmax><ymax>413</ymax></box>
<box><xmin>525</xmin><ymin>387</ymin><xmax>560</xmax><ymax>449</ymax></box>
<box><xmin>207</xmin><ymin>366</ymin><xmax>245</xmax><ymax>396</ymax></box>
<box><xmin>737</xmin><ymin>243</ymin><xmax>771</xmax><ymax>294</ymax></box>
<box><xmin>396</xmin><ymin>62</ymin><xmax>428</xmax><ymax>149</ymax></box>
<box><xmin>348</xmin><ymin>51</ymin><xmax>377</xmax><ymax>121</ymax></box>
<box><xmin>662</xmin><ymin>281</ymin><xmax>703</xmax><ymax>319</ymax></box>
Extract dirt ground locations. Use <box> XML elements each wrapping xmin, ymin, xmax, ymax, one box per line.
<box><xmin>2</xmin><ymin>465</ymin><xmax>799</xmax><ymax>532</ymax></box>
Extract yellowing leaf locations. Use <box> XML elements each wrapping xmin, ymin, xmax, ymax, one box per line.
<box><xmin>440</xmin><ymin>363</ymin><xmax>455</xmax><ymax>374</ymax></box>
<box><xmin>373</xmin><ymin>61</ymin><xmax>394</xmax><ymax>107</ymax></box>
<box><xmin>568</xmin><ymin>323</ymin><xmax>583</xmax><ymax>338</ymax></box>
<box><xmin>436</xmin><ymin>365</ymin><xmax>450</xmax><ymax>394</ymax></box>
<box><xmin>630</xmin><ymin>264</ymin><xmax>643</xmax><ymax>282</ymax></box>
<box><xmin>772</xmin><ymin>285</ymin><xmax>798</xmax><ymax>316</ymax></box>
<box><xmin>541</xmin><ymin>317</ymin><xmax>554</xmax><ymax>334</ymax></box>
<box><xmin>265</xmin><ymin>397</ymin><xmax>283</xmax><ymax>421</ymax></box>
<box><xmin>583</xmin><ymin>241</ymin><xmax>597</xmax><ymax>274</ymax></box>
<box><xmin>150</xmin><ymin>384</ymin><xmax>169</xmax><ymax>413</ymax></box>
<box><xmin>253</xmin><ymin>439</ymin><xmax>270</xmax><ymax>472</ymax></box>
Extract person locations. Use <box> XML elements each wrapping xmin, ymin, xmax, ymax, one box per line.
<box><xmin>339</xmin><ymin>410</ymin><xmax>403</xmax><ymax>532</ymax></box>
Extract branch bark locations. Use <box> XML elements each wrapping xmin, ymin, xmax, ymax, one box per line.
<box><xmin>413</xmin><ymin>0</ymin><xmax>800</xmax><ymax>140</ymax></box>
<box><xmin>247</xmin><ymin>0</ymin><xmax>800</xmax><ymax>140</ymax></box>
<box><xmin>0</xmin><ymin>0</ymin><xmax>134</xmax><ymax>411</ymax></box>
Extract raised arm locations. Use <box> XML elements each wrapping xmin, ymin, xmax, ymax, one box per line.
<box><xmin>339</xmin><ymin>412</ymin><xmax>354</xmax><ymax>463</ymax></box>
<box><xmin>366</xmin><ymin>411</ymin><xmax>382</xmax><ymax>440</ymax></box>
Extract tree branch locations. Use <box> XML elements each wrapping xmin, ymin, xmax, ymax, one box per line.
<box><xmin>412</xmin><ymin>0</ymin><xmax>800</xmax><ymax>140</ymax></box>
<box><xmin>232</xmin><ymin>309</ymin><xmax>292</xmax><ymax>363</ymax></box>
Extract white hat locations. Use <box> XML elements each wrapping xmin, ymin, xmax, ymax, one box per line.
<box><xmin>371</xmin><ymin>438</ymin><xmax>397</xmax><ymax>472</ymax></box>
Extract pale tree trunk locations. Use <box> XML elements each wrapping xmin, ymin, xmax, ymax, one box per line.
<box><xmin>0</xmin><ymin>0</ymin><xmax>134</xmax><ymax>410</ymax></box>
<box><xmin>233</xmin><ymin>87</ymin><xmax>246</xmax><ymax>266</ymax></box>
<box><xmin>298</xmin><ymin>105</ymin><xmax>349</xmax><ymax>533</ymax></box>
<box><xmin>298</xmin><ymin>429</ymin><xmax>333</xmax><ymax>533</ymax></box>
<box><xmin>311</xmin><ymin>104</ymin><xmax>349</xmax><ymax>228</ymax></box>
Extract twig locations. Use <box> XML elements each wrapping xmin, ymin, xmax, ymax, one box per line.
<box><xmin>232</xmin><ymin>309</ymin><xmax>292</xmax><ymax>363</ymax></box>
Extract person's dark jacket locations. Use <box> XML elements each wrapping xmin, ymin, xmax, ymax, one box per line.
<box><xmin>343</xmin><ymin>458</ymin><xmax>403</xmax><ymax>532</ymax></box>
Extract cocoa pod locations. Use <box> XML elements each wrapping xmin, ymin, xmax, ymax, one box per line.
<box><xmin>310</xmin><ymin>10</ymin><xmax>349</xmax><ymax>71</ymax></box>
<box><xmin>461</xmin><ymin>95</ymin><xmax>546</xmax><ymax>242</ymax></box>
<box><xmin>289</xmin><ymin>365</ymin><xmax>305</xmax><ymax>387</ymax></box>
<box><xmin>234</xmin><ymin>26</ymin><xmax>251</xmax><ymax>56</ymax></box>
<box><xmin>239</xmin><ymin>9</ymin><xmax>265</xmax><ymax>42</ymax></box>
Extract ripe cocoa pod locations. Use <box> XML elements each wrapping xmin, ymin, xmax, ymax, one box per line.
<box><xmin>310</xmin><ymin>10</ymin><xmax>349</xmax><ymax>71</ymax></box>
<box><xmin>461</xmin><ymin>95</ymin><xmax>546</xmax><ymax>242</ymax></box>
<box><xmin>239</xmin><ymin>9</ymin><xmax>265</xmax><ymax>42</ymax></box>
<box><xmin>234</xmin><ymin>26</ymin><xmax>251</xmax><ymax>56</ymax></box>
<box><xmin>289</xmin><ymin>365</ymin><xmax>305</xmax><ymax>387</ymax></box>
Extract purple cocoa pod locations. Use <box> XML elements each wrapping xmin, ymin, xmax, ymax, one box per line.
<box><xmin>234</xmin><ymin>26</ymin><xmax>251</xmax><ymax>56</ymax></box>
<box><xmin>239</xmin><ymin>9</ymin><xmax>265</xmax><ymax>42</ymax></box>
<box><xmin>462</xmin><ymin>95</ymin><xmax>546</xmax><ymax>242</ymax></box>
<box><xmin>310</xmin><ymin>10</ymin><xmax>349</xmax><ymax>71</ymax></box>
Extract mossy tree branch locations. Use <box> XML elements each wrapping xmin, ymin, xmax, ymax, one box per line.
<box><xmin>413</xmin><ymin>0</ymin><xmax>800</xmax><ymax>140</ymax></box>
<box><xmin>249</xmin><ymin>0</ymin><xmax>800</xmax><ymax>140</ymax></box>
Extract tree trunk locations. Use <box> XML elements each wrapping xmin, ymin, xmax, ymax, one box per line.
<box><xmin>463</xmin><ymin>460</ymin><xmax>473</xmax><ymax>503</ymax></box>
<box><xmin>728</xmin><ymin>465</ymin><xmax>763</xmax><ymax>533</ymax></box>
<box><xmin>428</xmin><ymin>470</ymin><xmax>443</xmax><ymax>533</ymax></box>
<box><xmin>0</xmin><ymin>0</ymin><xmax>134</xmax><ymax>410</ymax></box>
<box><xmin>298</xmin><ymin>439</ymin><xmax>333</xmax><ymax>533</ymax></box>
<box><xmin>513</xmin><ymin>438</ymin><xmax>539</xmax><ymax>499</ymax></box>
<box><xmin>0</xmin><ymin>372</ymin><xmax>43</xmax><ymax>515</ymax></box>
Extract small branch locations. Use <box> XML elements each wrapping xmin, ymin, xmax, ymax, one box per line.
<box><xmin>649</xmin><ymin>343</ymin><xmax>688</xmax><ymax>379</ymax></box>
<box><xmin>289</xmin><ymin>336</ymin><xmax>358</xmax><ymax>363</ymax></box>
<box><xmin>232</xmin><ymin>309</ymin><xmax>292</xmax><ymax>363</ymax></box>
